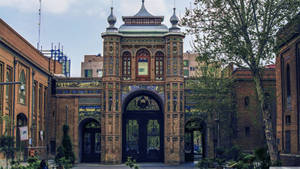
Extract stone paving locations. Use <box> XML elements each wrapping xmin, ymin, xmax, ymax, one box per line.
<box><xmin>72</xmin><ymin>162</ymin><xmax>197</xmax><ymax>169</ymax></box>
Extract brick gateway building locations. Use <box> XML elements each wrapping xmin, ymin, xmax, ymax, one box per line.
<box><xmin>51</xmin><ymin>1</ymin><xmax>186</xmax><ymax>164</ymax></box>
<box><xmin>49</xmin><ymin>1</ymin><xmax>277</xmax><ymax>165</ymax></box>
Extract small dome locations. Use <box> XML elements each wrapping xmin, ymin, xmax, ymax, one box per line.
<box><xmin>170</xmin><ymin>8</ymin><xmax>179</xmax><ymax>25</ymax></box>
<box><xmin>107</xmin><ymin>7</ymin><xmax>116</xmax><ymax>27</ymax></box>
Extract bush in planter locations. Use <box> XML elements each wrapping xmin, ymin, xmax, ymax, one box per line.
<box><xmin>61</xmin><ymin>125</ymin><xmax>75</xmax><ymax>164</ymax></box>
<box><xmin>55</xmin><ymin>124</ymin><xmax>75</xmax><ymax>168</ymax></box>
<box><xmin>0</xmin><ymin>135</ymin><xmax>15</xmax><ymax>169</ymax></box>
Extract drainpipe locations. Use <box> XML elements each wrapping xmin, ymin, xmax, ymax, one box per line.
<box><xmin>12</xmin><ymin>58</ymin><xmax>17</xmax><ymax>137</ymax></box>
<box><xmin>31</xmin><ymin>71</ymin><xmax>35</xmax><ymax>147</ymax></box>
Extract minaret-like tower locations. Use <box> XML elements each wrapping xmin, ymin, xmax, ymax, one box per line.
<box><xmin>164</xmin><ymin>7</ymin><xmax>185</xmax><ymax>163</ymax></box>
<box><xmin>101</xmin><ymin>6</ymin><xmax>122</xmax><ymax>164</ymax></box>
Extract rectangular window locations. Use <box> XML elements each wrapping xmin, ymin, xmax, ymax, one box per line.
<box><xmin>97</xmin><ymin>69</ymin><xmax>103</xmax><ymax>77</ymax></box>
<box><xmin>285</xmin><ymin>130</ymin><xmax>291</xmax><ymax>153</ymax></box>
<box><xmin>184</xmin><ymin>69</ymin><xmax>189</xmax><ymax>77</ymax></box>
<box><xmin>108</xmin><ymin>91</ymin><xmax>113</xmax><ymax>111</ymax></box>
<box><xmin>115</xmin><ymin>92</ymin><xmax>119</xmax><ymax>111</ymax></box>
<box><xmin>245</xmin><ymin>127</ymin><xmax>250</xmax><ymax>136</ymax></box>
<box><xmin>190</xmin><ymin>67</ymin><xmax>195</xmax><ymax>71</ymax></box>
<box><xmin>183</xmin><ymin>60</ymin><xmax>189</xmax><ymax>67</ymax></box>
<box><xmin>84</xmin><ymin>69</ymin><xmax>92</xmax><ymax>77</ymax></box>
<box><xmin>180</xmin><ymin>91</ymin><xmax>183</xmax><ymax>111</ymax></box>
<box><xmin>286</xmin><ymin>115</ymin><xmax>291</xmax><ymax>125</ymax></box>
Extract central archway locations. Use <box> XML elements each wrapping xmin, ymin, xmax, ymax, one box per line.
<box><xmin>122</xmin><ymin>90</ymin><xmax>164</xmax><ymax>162</ymax></box>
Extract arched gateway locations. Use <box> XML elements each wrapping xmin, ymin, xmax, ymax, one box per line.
<box><xmin>79</xmin><ymin>118</ymin><xmax>101</xmax><ymax>162</ymax></box>
<box><xmin>122</xmin><ymin>90</ymin><xmax>164</xmax><ymax>162</ymax></box>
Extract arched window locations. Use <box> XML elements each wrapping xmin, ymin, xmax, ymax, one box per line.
<box><xmin>19</xmin><ymin>70</ymin><xmax>26</xmax><ymax>104</ymax></box>
<box><xmin>286</xmin><ymin>64</ymin><xmax>291</xmax><ymax>108</ymax></box>
<box><xmin>122</xmin><ymin>52</ymin><xmax>131</xmax><ymax>80</ymax></box>
<box><xmin>244</xmin><ymin>96</ymin><xmax>250</xmax><ymax>107</ymax></box>
<box><xmin>155</xmin><ymin>51</ymin><xmax>164</xmax><ymax>80</ymax></box>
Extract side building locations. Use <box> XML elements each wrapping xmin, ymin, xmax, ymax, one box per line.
<box><xmin>0</xmin><ymin>18</ymin><xmax>62</xmax><ymax>164</ymax></box>
<box><xmin>231</xmin><ymin>67</ymin><xmax>276</xmax><ymax>152</ymax></box>
<box><xmin>81</xmin><ymin>54</ymin><xmax>103</xmax><ymax>78</ymax></box>
<box><xmin>276</xmin><ymin>12</ymin><xmax>300</xmax><ymax>165</ymax></box>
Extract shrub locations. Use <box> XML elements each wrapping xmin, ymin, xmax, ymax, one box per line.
<box><xmin>0</xmin><ymin>135</ymin><xmax>15</xmax><ymax>169</ymax></box>
<box><xmin>125</xmin><ymin>157</ymin><xmax>139</xmax><ymax>169</ymax></box>
<box><xmin>55</xmin><ymin>124</ymin><xmax>75</xmax><ymax>168</ymax></box>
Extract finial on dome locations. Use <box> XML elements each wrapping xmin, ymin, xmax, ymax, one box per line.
<box><xmin>169</xmin><ymin>8</ymin><xmax>180</xmax><ymax>32</ymax></box>
<box><xmin>107</xmin><ymin>7</ymin><xmax>118</xmax><ymax>32</ymax></box>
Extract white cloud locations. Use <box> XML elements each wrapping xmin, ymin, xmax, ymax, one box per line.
<box><xmin>0</xmin><ymin>0</ymin><xmax>79</xmax><ymax>14</ymax></box>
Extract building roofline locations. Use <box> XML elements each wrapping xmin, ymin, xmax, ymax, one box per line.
<box><xmin>0</xmin><ymin>18</ymin><xmax>53</xmax><ymax>64</ymax></box>
<box><xmin>101</xmin><ymin>32</ymin><xmax>185</xmax><ymax>38</ymax></box>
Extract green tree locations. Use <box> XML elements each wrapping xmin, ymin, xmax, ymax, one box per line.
<box><xmin>182</xmin><ymin>0</ymin><xmax>300</xmax><ymax>162</ymax></box>
<box><xmin>186</xmin><ymin>62</ymin><xmax>234</xmax><ymax>147</ymax></box>
<box><xmin>55</xmin><ymin>125</ymin><xmax>75</xmax><ymax>165</ymax></box>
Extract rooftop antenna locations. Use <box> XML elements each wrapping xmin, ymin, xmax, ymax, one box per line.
<box><xmin>37</xmin><ymin>0</ymin><xmax>42</xmax><ymax>50</ymax></box>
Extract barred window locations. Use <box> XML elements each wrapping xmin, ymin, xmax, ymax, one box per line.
<box><xmin>155</xmin><ymin>51</ymin><xmax>164</xmax><ymax>80</ymax></box>
<box><xmin>122</xmin><ymin>52</ymin><xmax>131</xmax><ymax>80</ymax></box>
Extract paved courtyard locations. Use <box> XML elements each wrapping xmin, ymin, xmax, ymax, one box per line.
<box><xmin>73</xmin><ymin>162</ymin><xmax>197</xmax><ymax>169</ymax></box>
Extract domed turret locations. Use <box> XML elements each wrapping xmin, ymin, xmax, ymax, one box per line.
<box><xmin>107</xmin><ymin>7</ymin><xmax>118</xmax><ymax>32</ymax></box>
<box><xmin>169</xmin><ymin>8</ymin><xmax>180</xmax><ymax>32</ymax></box>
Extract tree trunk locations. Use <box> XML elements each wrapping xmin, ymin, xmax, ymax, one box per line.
<box><xmin>252</xmin><ymin>70</ymin><xmax>279</xmax><ymax>163</ymax></box>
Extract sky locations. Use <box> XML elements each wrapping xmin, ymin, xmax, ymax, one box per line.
<box><xmin>0</xmin><ymin>0</ymin><xmax>194</xmax><ymax>77</ymax></box>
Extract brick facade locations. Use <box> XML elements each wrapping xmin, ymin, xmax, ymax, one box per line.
<box><xmin>276</xmin><ymin>13</ymin><xmax>300</xmax><ymax>165</ymax></box>
<box><xmin>231</xmin><ymin>68</ymin><xmax>276</xmax><ymax>152</ymax></box>
<box><xmin>0</xmin><ymin>18</ymin><xmax>62</xmax><ymax>161</ymax></box>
